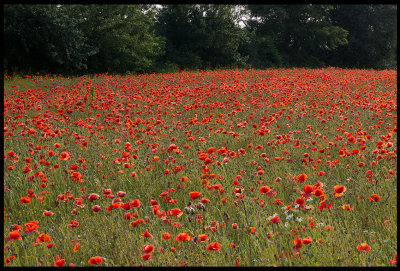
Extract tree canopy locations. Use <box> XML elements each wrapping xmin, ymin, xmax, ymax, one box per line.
<box><xmin>4</xmin><ymin>4</ymin><xmax>397</xmax><ymax>75</ymax></box>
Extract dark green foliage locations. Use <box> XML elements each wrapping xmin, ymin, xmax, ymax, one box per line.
<box><xmin>3</xmin><ymin>4</ymin><xmax>397</xmax><ymax>75</ymax></box>
<box><xmin>4</xmin><ymin>5</ymin><xmax>95</xmax><ymax>74</ymax></box>
<box><xmin>75</xmin><ymin>5</ymin><xmax>164</xmax><ymax>74</ymax></box>
<box><xmin>4</xmin><ymin>4</ymin><xmax>163</xmax><ymax>75</ymax></box>
<box><xmin>154</xmin><ymin>5</ymin><xmax>248</xmax><ymax>70</ymax></box>
<box><xmin>246</xmin><ymin>4</ymin><xmax>349</xmax><ymax>68</ymax></box>
<box><xmin>327</xmin><ymin>4</ymin><xmax>397</xmax><ymax>69</ymax></box>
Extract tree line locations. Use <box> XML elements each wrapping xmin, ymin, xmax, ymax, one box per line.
<box><xmin>4</xmin><ymin>4</ymin><xmax>397</xmax><ymax>75</ymax></box>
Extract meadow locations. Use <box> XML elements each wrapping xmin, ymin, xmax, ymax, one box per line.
<box><xmin>3</xmin><ymin>68</ymin><xmax>397</xmax><ymax>266</ymax></box>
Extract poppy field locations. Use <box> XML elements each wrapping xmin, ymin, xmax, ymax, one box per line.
<box><xmin>3</xmin><ymin>68</ymin><xmax>397</xmax><ymax>266</ymax></box>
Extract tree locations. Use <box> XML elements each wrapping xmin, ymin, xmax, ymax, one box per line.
<box><xmin>4</xmin><ymin>4</ymin><xmax>95</xmax><ymax>74</ymax></box>
<box><xmin>155</xmin><ymin>4</ymin><xmax>248</xmax><ymax>70</ymax></box>
<box><xmin>75</xmin><ymin>5</ymin><xmax>164</xmax><ymax>74</ymax></box>
<box><xmin>246</xmin><ymin>4</ymin><xmax>348</xmax><ymax>68</ymax></box>
<box><xmin>328</xmin><ymin>4</ymin><xmax>397</xmax><ymax>69</ymax></box>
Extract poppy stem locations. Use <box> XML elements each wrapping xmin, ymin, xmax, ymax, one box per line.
<box><xmin>241</xmin><ymin>198</ymin><xmax>252</xmax><ymax>265</ymax></box>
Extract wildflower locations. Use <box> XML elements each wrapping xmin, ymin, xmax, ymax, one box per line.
<box><xmin>296</xmin><ymin>174</ymin><xmax>307</xmax><ymax>184</ymax></box>
<box><xmin>142</xmin><ymin>229</ymin><xmax>152</xmax><ymax>238</ymax></box>
<box><xmin>293</xmin><ymin>238</ymin><xmax>302</xmax><ymax>249</ymax></box>
<box><xmin>190</xmin><ymin>192</ymin><xmax>202</xmax><ymax>200</ymax></box>
<box><xmin>206</xmin><ymin>242</ymin><xmax>222</xmax><ymax>251</ymax></box>
<box><xmin>295</xmin><ymin>198</ymin><xmax>305</xmax><ymax>206</ymax></box>
<box><xmin>168</xmin><ymin>208</ymin><xmax>183</xmax><ymax>217</ymax></box>
<box><xmin>302</xmin><ymin>237</ymin><xmax>313</xmax><ymax>244</ymax></box>
<box><xmin>339</xmin><ymin>204</ymin><xmax>352</xmax><ymax>210</ymax></box>
<box><xmin>142</xmin><ymin>253</ymin><xmax>151</xmax><ymax>261</ymax></box>
<box><xmin>357</xmin><ymin>243</ymin><xmax>371</xmax><ymax>252</ymax></box>
<box><xmin>117</xmin><ymin>191</ymin><xmax>126</xmax><ymax>197</ymax></box>
<box><xmin>5</xmin><ymin>256</ymin><xmax>16</xmax><ymax>265</ymax></box>
<box><xmin>325</xmin><ymin>225</ymin><xmax>334</xmax><ymax>231</ymax></box>
<box><xmin>333</xmin><ymin>185</ymin><xmax>346</xmax><ymax>197</ymax></box>
<box><xmin>60</xmin><ymin>152</ymin><xmax>71</xmax><ymax>160</ymax></box>
<box><xmin>198</xmin><ymin>234</ymin><xmax>209</xmax><ymax>242</ymax></box>
<box><xmin>68</xmin><ymin>220</ymin><xmax>79</xmax><ymax>227</ymax></box>
<box><xmin>143</xmin><ymin>245</ymin><xmax>154</xmax><ymax>253</ymax></box>
<box><xmin>161</xmin><ymin>232</ymin><xmax>171</xmax><ymax>240</ymax></box>
<box><xmin>389</xmin><ymin>252</ymin><xmax>397</xmax><ymax>265</ymax></box>
<box><xmin>43</xmin><ymin>210</ymin><xmax>54</xmax><ymax>216</ymax></box>
<box><xmin>7</xmin><ymin>230</ymin><xmax>22</xmax><ymax>241</ymax></box>
<box><xmin>37</xmin><ymin>233</ymin><xmax>51</xmax><ymax>243</ymax></box>
<box><xmin>259</xmin><ymin>186</ymin><xmax>271</xmax><ymax>194</ymax></box>
<box><xmin>88</xmin><ymin>256</ymin><xmax>103</xmax><ymax>265</ymax></box>
<box><xmin>20</xmin><ymin>197</ymin><xmax>31</xmax><ymax>204</ymax></box>
<box><xmin>368</xmin><ymin>194</ymin><xmax>380</xmax><ymax>202</ymax></box>
<box><xmin>269</xmin><ymin>215</ymin><xmax>281</xmax><ymax>224</ymax></box>
<box><xmin>366</xmin><ymin>170</ymin><xmax>374</xmax><ymax>179</ymax></box>
<box><xmin>176</xmin><ymin>232</ymin><xmax>191</xmax><ymax>241</ymax></box>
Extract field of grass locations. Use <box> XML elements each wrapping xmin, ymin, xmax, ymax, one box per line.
<box><xmin>3</xmin><ymin>68</ymin><xmax>397</xmax><ymax>266</ymax></box>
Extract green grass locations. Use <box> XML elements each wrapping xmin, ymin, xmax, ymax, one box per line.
<box><xmin>3</xmin><ymin>68</ymin><xmax>397</xmax><ymax>266</ymax></box>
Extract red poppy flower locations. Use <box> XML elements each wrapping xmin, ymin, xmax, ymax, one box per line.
<box><xmin>339</xmin><ymin>204</ymin><xmax>352</xmax><ymax>210</ymax></box>
<box><xmin>88</xmin><ymin>256</ymin><xmax>103</xmax><ymax>265</ymax></box>
<box><xmin>117</xmin><ymin>191</ymin><xmax>126</xmax><ymax>197</ymax></box>
<box><xmin>68</xmin><ymin>220</ymin><xmax>79</xmax><ymax>227</ymax></box>
<box><xmin>92</xmin><ymin>205</ymin><xmax>101</xmax><ymax>212</ymax></box>
<box><xmin>130</xmin><ymin>199</ymin><xmax>141</xmax><ymax>208</ymax></box>
<box><xmin>161</xmin><ymin>232</ymin><xmax>171</xmax><ymax>240</ymax></box>
<box><xmin>5</xmin><ymin>256</ymin><xmax>16</xmax><ymax>265</ymax></box>
<box><xmin>43</xmin><ymin>210</ymin><xmax>54</xmax><ymax>216</ymax></box>
<box><xmin>269</xmin><ymin>216</ymin><xmax>281</xmax><ymax>224</ymax></box>
<box><xmin>7</xmin><ymin>230</ymin><xmax>22</xmax><ymax>241</ymax></box>
<box><xmin>206</xmin><ymin>242</ymin><xmax>222</xmax><ymax>251</ymax></box>
<box><xmin>301</xmin><ymin>184</ymin><xmax>312</xmax><ymax>193</ymax></box>
<box><xmin>389</xmin><ymin>252</ymin><xmax>397</xmax><ymax>264</ymax></box>
<box><xmin>54</xmin><ymin>256</ymin><xmax>65</xmax><ymax>267</ymax></box>
<box><xmin>143</xmin><ymin>244</ymin><xmax>154</xmax><ymax>253</ymax></box>
<box><xmin>60</xmin><ymin>152</ymin><xmax>71</xmax><ymax>160</ymax></box>
<box><xmin>142</xmin><ymin>253</ymin><xmax>151</xmax><ymax>261</ymax></box>
<box><xmin>368</xmin><ymin>194</ymin><xmax>380</xmax><ymax>202</ymax></box>
<box><xmin>293</xmin><ymin>238</ymin><xmax>302</xmax><ymax>249</ymax></box>
<box><xmin>176</xmin><ymin>232</ymin><xmax>191</xmax><ymax>241</ymax></box>
<box><xmin>37</xmin><ymin>233</ymin><xmax>51</xmax><ymax>243</ymax></box>
<box><xmin>295</xmin><ymin>197</ymin><xmax>305</xmax><ymax>206</ymax></box>
<box><xmin>357</xmin><ymin>243</ymin><xmax>371</xmax><ymax>252</ymax></box>
<box><xmin>168</xmin><ymin>208</ymin><xmax>183</xmax><ymax>217</ymax></box>
<box><xmin>333</xmin><ymin>185</ymin><xmax>346</xmax><ymax>197</ymax></box>
<box><xmin>142</xmin><ymin>229</ymin><xmax>152</xmax><ymax>238</ymax></box>
<box><xmin>20</xmin><ymin>196</ymin><xmax>31</xmax><ymax>204</ymax></box>
<box><xmin>296</xmin><ymin>174</ymin><xmax>307</xmax><ymax>184</ymax></box>
<box><xmin>198</xmin><ymin>234</ymin><xmax>209</xmax><ymax>242</ymax></box>
<box><xmin>189</xmin><ymin>191</ymin><xmax>202</xmax><ymax>200</ymax></box>
<box><xmin>24</xmin><ymin>221</ymin><xmax>39</xmax><ymax>234</ymax></box>
<box><xmin>159</xmin><ymin>191</ymin><xmax>169</xmax><ymax>197</ymax></box>
<box><xmin>302</xmin><ymin>237</ymin><xmax>313</xmax><ymax>244</ymax></box>
<box><xmin>259</xmin><ymin>186</ymin><xmax>271</xmax><ymax>194</ymax></box>
<box><xmin>313</xmin><ymin>189</ymin><xmax>325</xmax><ymax>197</ymax></box>
<box><xmin>180</xmin><ymin>176</ymin><xmax>189</xmax><ymax>182</ymax></box>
